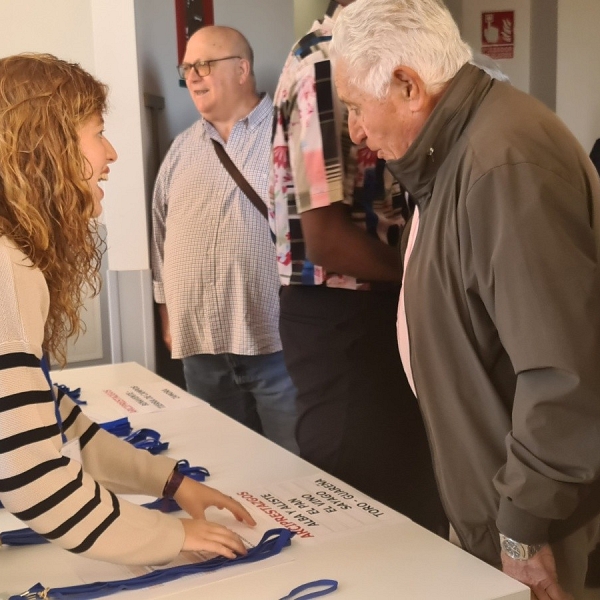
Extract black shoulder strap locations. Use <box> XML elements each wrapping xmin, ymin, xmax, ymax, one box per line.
<box><xmin>211</xmin><ymin>139</ymin><xmax>268</xmax><ymax>220</ymax></box>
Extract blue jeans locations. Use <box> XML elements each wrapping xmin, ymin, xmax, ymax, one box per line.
<box><xmin>182</xmin><ymin>351</ymin><xmax>299</xmax><ymax>454</ymax></box>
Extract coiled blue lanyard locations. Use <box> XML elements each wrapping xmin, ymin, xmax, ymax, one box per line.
<box><xmin>3</xmin><ymin>534</ymin><xmax>337</xmax><ymax>599</ymax></box>
<box><xmin>9</xmin><ymin>528</ymin><xmax>294</xmax><ymax>600</ymax></box>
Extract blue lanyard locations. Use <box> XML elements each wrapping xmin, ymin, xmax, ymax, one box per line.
<box><xmin>3</xmin><ymin>529</ymin><xmax>338</xmax><ymax>600</ymax></box>
<box><xmin>99</xmin><ymin>417</ymin><xmax>132</xmax><ymax>437</ymax></box>
<box><xmin>40</xmin><ymin>355</ymin><xmax>67</xmax><ymax>444</ymax></box>
<box><xmin>55</xmin><ymin>383</ymin><xmax>86</xmax><ymax>405</ymax></box>
<box><xmin>279</xmin><ymin>579</ymin><xmax>339</xmax><ymax>600</ymax></box>
<box><xmin>10</xmin><ymin>528</ymin><xmax>294</xmax><ymax>600</ymax></box>
<box><xmin>123</xmin><ymin>428</ymin><xmax>169</xmax><ymax>454</ymax></box>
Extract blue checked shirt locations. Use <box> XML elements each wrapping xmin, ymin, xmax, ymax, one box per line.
<box><xmin>151</xmin><ymin>94</ymin><xmax>282</xmax><ymax>359</ymax></box>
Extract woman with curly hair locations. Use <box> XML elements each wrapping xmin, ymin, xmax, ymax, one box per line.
<box><xmin>0</xmin><ymin>53</ymin><xmax>255</xmax><ymax>565</ymax></box>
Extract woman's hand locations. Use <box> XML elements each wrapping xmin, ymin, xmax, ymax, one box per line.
<box><xmin>179</xmin><ymin>517</ymin><xmax>247</xmax><ymax>558</ymax></box>
<box><xmin>173</xmin><ymin>477</ymin><xmax>256</xmax><ymax>524</ymax></box>
<box><xmin>173</xmin><ymin>478</ymin><xmax>256</xmax><ymax>559</ymax></box>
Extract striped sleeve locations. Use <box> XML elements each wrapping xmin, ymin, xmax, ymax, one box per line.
<box><xmin>0</xmin><ymin>239</ymin><xmax>184</xmax><ymax>565</ymax></box>
<box><xmin>58</xmin><ymin>394</ymin><xmax>178</xmax><ymax>498</ymax></box>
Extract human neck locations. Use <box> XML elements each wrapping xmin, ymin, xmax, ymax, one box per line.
<box><xmin>208</xmin><ymin>92</ymin><xmax>261</xmax><ymax>143</ymax></box>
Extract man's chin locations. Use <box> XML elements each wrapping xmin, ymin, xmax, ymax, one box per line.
<box><xmin>195</xmin><ymin>101</ymin><xmax>215</xmax><ymax>117</ymax></box>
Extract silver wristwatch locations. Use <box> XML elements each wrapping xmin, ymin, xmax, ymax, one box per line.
<box><xmin>499</xmin><ymin>533</ymin><xmax>543</xmax><ymax>560</ymax></box>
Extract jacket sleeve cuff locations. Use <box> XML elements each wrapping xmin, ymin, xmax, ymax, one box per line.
<box><xmin>496</xmin><ymin>496</ymin><xmax>552</xmax><ymax>545</ymax></box>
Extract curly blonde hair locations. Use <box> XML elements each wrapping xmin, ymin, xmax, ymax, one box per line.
<box><xmin>0</xmin><ymin>53</ymin><xmax>108</xmax><ymax>366</ymax></box>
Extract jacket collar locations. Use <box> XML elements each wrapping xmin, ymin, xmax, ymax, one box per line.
<box><xmin>386</xmin><ymin>63</ymin><xmax>494</xmax><ymax>204</ymax></box>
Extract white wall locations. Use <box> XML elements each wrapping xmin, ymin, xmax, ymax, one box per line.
<box><xmin>91</xmin><ymin>0</ymin><xmax>150</xmax><ymax>273</ymax></box>
<box><xmin>444</xmin><ymin>0</ymin><xmax>462</xmax><ymax>24</ymax></box>
<box><xmin>135</xmin><ymin>0</ymin><xmax>200</xmax><ymax>158</ymax></box>
<box><xmin>0</xmin><ymin>1</ymin><xmax>104</xmax><ymax>366</ymax></box>
<box><xmin>556</xmin><ymin>0</ymin><xmax>600</xmax><ymax>153</ymax></box>
<box><xmin>0</xmin><ymin>0</ymin><xmax>154</xmax><ymax>368</ymax></box>
<box><xmin>0</xmin><ymin>0</ymin><xmax>151</xmax><ymax>274</ymax></box>
<box><xmin>213</xmin><ymin>0</ymin><xmax>294</xmax><ymax>98</ymax></box>
<box><xmin>455</xmin><ymin>0</ymin><xmax>557</xmax><ymax>110</ymax></box>
<box><xmin>460</xmin><ymin>0</ymin><xmax>531</xmax><ymax>93</ymax></box>
<box><xmin>530</xmin><ymin>0</ymin><xmax>557</xmax><ymax>111</ymax></box>
<box><xmin>294</xmin><ymin>0</ymin><xmax>329</xmax><ymax>40</ymax></box>
<box><xmin>0</xmin><ymin>0</ymin><xmax>94</xmax><ymax>69</ymax></box>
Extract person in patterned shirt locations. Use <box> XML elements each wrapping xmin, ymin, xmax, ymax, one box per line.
<box><xmin>269</xmin><ymin>0</ymin><xmax>447</xmax><ymax>536</ymax></box>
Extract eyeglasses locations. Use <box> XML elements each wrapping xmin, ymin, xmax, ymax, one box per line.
<box><xmin>177</xmin><ymin>55</ymin><xmax>241</xmax><ymax>80</ymax></box>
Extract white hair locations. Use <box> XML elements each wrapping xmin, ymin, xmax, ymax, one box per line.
<box><xmin>331</xmin><ymin>0</ymin><xmax>473</xmax><ymax>99</ymax></box>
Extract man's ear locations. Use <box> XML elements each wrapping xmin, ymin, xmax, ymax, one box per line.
<box><xmin>238</xmin><ymin>57</ymin><xmax>251</xmax><ymax>84</ymax></box>
<box><xmin>392</xmin><ymin>66</ymin><xmax>427</xmax><ymax>111</ymax></box>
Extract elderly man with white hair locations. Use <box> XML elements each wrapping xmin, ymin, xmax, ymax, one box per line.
<box><xmin>331</xmin><ymin>1</ymin><xmax>600</xmax><ymax>598</ymax></box>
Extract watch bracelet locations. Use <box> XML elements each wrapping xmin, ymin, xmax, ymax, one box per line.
<box><xmin>499</xmin><ymin>533</ymin><xmax>543</xmax><ymax>560</ymax></box>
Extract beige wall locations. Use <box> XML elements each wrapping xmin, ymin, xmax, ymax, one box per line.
<box><xmin>556</xmin><ymin>0</ymin><xmax>600</xmax><ymax>152</ymax></box>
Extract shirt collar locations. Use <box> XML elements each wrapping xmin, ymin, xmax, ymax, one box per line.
<box><xmin>202</xmin><ymin>92</ymin><xmax>272</xmax><ymax>139</ymax></box>
<box><xmin>245</xmin><ymin>92</ymin><xmax>273</xmax><ymax>130</ymax></box>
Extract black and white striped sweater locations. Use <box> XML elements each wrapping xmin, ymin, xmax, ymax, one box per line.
<box><xmin>0</xmin><ymin>236</ymin><xmax>184</xmax><ymax>565</ymax></box>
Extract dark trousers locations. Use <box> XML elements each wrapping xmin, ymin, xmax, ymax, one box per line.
<box><xmin>279</xmin><ymin>285</ymin><xmax>448</xmax><ymax>536</ymax></box>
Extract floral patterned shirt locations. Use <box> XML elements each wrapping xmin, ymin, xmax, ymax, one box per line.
<box><xmin>269</xmin><ymin>3</ymin><xmax>410</xmax><ymax>289</ymax></box>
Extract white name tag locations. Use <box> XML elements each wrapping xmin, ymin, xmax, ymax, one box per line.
<box><xmin>61</xmin><ymin>438</ymin><xmax>82</xmax><ymax>464</ymax></box>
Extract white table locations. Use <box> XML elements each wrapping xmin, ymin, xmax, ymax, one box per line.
<box><xmin>0</xmin><ymin>362</ymin><xmax>528</xmax><ymax>600</ymax></box>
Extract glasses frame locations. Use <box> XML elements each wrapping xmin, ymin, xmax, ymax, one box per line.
<box><xmin>177</xmin><ymin>55</ymin><xmax>241</xmax><ymax>80</ymax></box>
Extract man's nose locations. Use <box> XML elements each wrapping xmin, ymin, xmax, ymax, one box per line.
<box><xmin>348</xmin><ymin>113</ymin><xmax>366</xmax><ymax>145</ymax></box>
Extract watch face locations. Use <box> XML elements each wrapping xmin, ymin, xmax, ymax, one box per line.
<box><xmin>500</xmin><ymin>535</ymin><xmax>542</xmax><ymax>560</ymax></box>
<box><xmin>502</xmin><ymin>537</ymin><xmax>522</xmax><ymax>559</ymax></box>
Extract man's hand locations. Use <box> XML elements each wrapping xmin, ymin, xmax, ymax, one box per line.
<box><xmin>300</xmin><ymin>203</ymin><xmax>402</xmax><ymax>282</ymax></box>
<box><xmin>501</xmin><ymin>545</ymin><xmax>573</xmax><ymax>600</ymax></box>
<box><xmin>157</xmin><ymin>303</ymin><xmax>172</xmax><ymax>353</ymax></box>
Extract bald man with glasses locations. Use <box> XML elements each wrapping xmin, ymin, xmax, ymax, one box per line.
<box><xmin>151</xmin><ymin>26</ymin><xmax>298</xmax><ymax>454</ymax></box>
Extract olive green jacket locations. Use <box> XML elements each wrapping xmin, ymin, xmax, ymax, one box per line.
<box><xmin>388</xmin><ymin>63</ymin><xmax>600</xmax><ymax>566</ymax></box>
